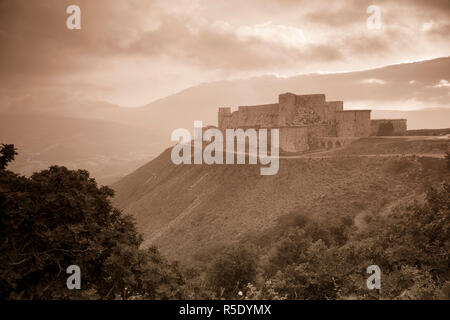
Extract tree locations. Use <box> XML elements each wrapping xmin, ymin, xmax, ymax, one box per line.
<box><xmin>207</xmin><ymin>245</ymin><xmax>257</xmax><ymax>298</ymax></box>
<box><xmin>0</xmin><ymin>144</ymin><xmax>17</xmax><ymax>170</ymax></box>
<box><xmin>259</xmin><ymin>181</ymin><xmax>449</xmax><ymax>300</ymax></box>
<box><xmin>269</xmin><ymin>240</ymin><xmax>341</xmax><ymax>299</ymax></box>
<box><xmin>0</xmin><ymin>149</ymin><xmax>184</xmax><ymax>299</ymax></box>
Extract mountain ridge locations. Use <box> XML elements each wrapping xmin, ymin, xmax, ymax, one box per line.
<box><xmin>2</xmin><ymin>57</ymin><xmax>449</xmax><ymax>184</ymax></box>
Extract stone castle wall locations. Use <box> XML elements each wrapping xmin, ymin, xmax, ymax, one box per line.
<box><xmin>279</xmin><ymin>125</ymin><xmax>330</xmax><ymax>152</ymax></box>
<box><xmin>217</xmin><ymin>92</ymin><xmax>407</xmax><ymax>153</ymax></box>
<box><xmin>370</xmin><ymin>119</ymin><xmax>407</xmax><ymax>136</ymax></box>
<box><xmin>335</xmin><ymin>110</ymin><xmax>371</xmax><ymax>137</ymax></box>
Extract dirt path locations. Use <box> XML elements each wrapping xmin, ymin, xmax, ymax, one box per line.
<box><xmin>226</xmin><ymin>136</ymin><xmax>449</xmax><ymax>160</ymax></box>
<box><xmin>280</xmin><ymin>153</ymin><xmax>446</xmax><ymax>160</ymax></box>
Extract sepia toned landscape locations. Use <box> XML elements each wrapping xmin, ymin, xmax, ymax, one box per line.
<box><xmin>0</xmin><ymin>0</ymin><xmax>449</xmax><ymax>301</ymax></box>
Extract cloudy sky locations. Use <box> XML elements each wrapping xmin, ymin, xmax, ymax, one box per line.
<box><xmin>0</xmin><ymin>0</ymin><xmax>449</xmax><ymax>106</ymax></box>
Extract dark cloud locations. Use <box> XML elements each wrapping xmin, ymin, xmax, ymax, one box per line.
<box><xmin>0</xmin><ymin>0</ymin><xmax>448</xmax><ymax>106</ymax></box>
<box><xmin>406</xmin><ymin>0</ymin><xmax>450</xmax><ymax>15</ymax></box>
<box><xmin>305</xmin><ymin>7</ymin><xmax>365</xmax><ymax>27</ymax></box>
<box><xmin>303</xmin><ymin>0</ymin><xmax>449</xmax><ymax>27</ymax></box>
<box><xmin>0</xmin><ymin>0</ymin><xmax>154</xmax><ymax>76</ymax></box>
<box><xmin>426</xmin><ymin>22</ymin><xmax>450</xmax><ymax>39</ymax></box>
<box><xmin>119</xmin><ymin>15</ymin><xmax>344</xmax><ymax>71</ymax></box>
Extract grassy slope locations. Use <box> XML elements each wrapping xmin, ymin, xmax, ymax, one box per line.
<box><xmin>113</xmin><ymin>138</ymin><xmax>449</xmax><ymax>264</ymax></box>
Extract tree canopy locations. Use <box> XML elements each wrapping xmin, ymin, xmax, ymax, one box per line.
<box><xmin>0</xmin><ymin>144</ymin><xmax>17</xmax><ymax>170</ymax></box>
<box><xmin>0</xmin><ymin>146</ymin><xmax>184</xmax><ymax>299</ymax></box>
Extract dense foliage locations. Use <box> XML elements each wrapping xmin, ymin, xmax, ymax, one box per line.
<box><xmin>0</xmin><ymin>146</ymin><xmax>184</xmax><ymax>299</ymax></box>
<box><xmin>253</xmin><ymin>182</ymin><xmax>449</xmax><ymax>300</ymax></box>
<box><xmin>0</xmin><ymin>144</ymin><xmax>17</xmax><ymax>170</ymax></box>
<box><xmin>187</xmin><ymin>160</ymin><xmax>450</xmax><ymax>300</ymax></box>
<box><xmin>1</xmin><ymin>145</ymin><xmax>448</xmax><ymax>300</ymax></box>
<box><xmin>207</xmin><ymin>245</ymin><xmax>257</xmax><ymax>298</ymax></box>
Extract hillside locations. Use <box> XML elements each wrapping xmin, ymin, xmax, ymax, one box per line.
<box><xmin>113</xmin><ymin>137</ymin><xmax>449</xmax><ymax>264</ymax></box>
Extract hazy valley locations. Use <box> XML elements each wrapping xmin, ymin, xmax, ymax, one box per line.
<box><xmin>1</xmin><ymin>57</ymin><xmax>450</xmax><ymax>184</ymax></box>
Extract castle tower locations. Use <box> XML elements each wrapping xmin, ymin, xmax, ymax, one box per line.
<box><xmin>277</xmin><ymin>93</ymin><xmax>297</xmax><ymax>126</ymax></box>
<box><xmin>218</xmin><ymin>107</ymin><xmax>231</xmax><ymax>128</ymax></box>
<box><xmin>278</xmin><ymin>93</ymin><xmax>326</xmax><ymax>126</ymax></box>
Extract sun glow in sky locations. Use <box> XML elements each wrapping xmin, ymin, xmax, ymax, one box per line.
<box><xmin>0</xmin><ymin>0</ymin><xmax>449</xmax><ymax>107</ymax></box>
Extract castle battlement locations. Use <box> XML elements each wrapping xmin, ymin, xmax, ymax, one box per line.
<box><xmin>217</xmin><ymin>93</ymin><xmax>407</xmax><ymax>153</ymax></box>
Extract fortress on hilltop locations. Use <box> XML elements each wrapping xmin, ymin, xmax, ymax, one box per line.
<box><xmin>217</xmin><ymin>92</ymin><xmax>407</xmax><ymax>153</ymax></box>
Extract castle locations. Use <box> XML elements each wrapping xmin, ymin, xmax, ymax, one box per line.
<box><xmin>217</xmin><ymin>93</ymin><xmax>407</xmax><ymax>153</ymax></box>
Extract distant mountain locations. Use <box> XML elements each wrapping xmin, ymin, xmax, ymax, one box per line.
<box><xmin>0</xmin><ymin>97</ymin><xmax>138</xmax><ymax>127</ymax></box>
<box><xmin>0</xmin><ymin>115</ymin><xmax>166</xmax><ymax>184</ymax></box>
<box><xmin>371</xmin><ymin>108</ymin><xmax>450</xmax><ymax>130</ymax></box>
<box><xmin>2</xmin><ymin>57</ymin><xmax>449</xmax><ymax>183</ymax></box>
<box><xmin>3</xmin><ymin>57</ymin><xmax>448</xmax><ymax>133</ymax></box>
<box><xmin>134</xmin><ymin>57</ymin><xmax>450</xmax><ymax>133</ymax></box>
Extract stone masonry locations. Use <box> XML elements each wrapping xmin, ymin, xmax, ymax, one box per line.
<box><xmin>217</xmin><ymin>93</ymin><xmax>407</xmax><ymax>153</ymax></box>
